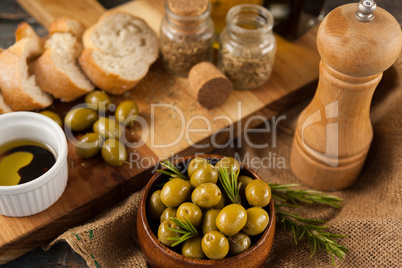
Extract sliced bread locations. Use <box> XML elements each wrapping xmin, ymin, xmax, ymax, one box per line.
<box><xmin>79</xmin><ymin>12</ymin><xmax>158</xmax><ymax>95</ymax></box>
<box><xmin>35</xmin><ymin>17</ymin><xmax>94</xmax><ymax>102</ymax></box>
<box><xmin>0</xmin><ymin>23</ymin><xmax>52</xmax><ymax>111</ymax></box>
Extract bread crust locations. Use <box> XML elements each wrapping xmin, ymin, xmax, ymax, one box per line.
<box><xmin>79</xmin><ymin>49</ymin><xmax>139</xmax><ymax>94</ymax></box>
<box><xmin>82</xmin><ymin>24</ymin><xmax>96</xmax><ymax>50</ymax></box>
<box><xmin>15</xmin><ymin>22</ymin><xmax>38</xmax><ymax>41</ymax></box>
<box><xmin>0</xmin><ymin>24</ymin><xmax>52</xmax><ymax>111</ymax></box>
<box><xmin>0</xmin><ymin>92</ymin><xmax>12</xmax><ymax>114</ymax></box>
<box><xmin>48</xmin><ymin>16</ymin><xmax>86</xmax><ymax>37</ymax></box>
<box><xmin>35</xmin><ymin>50</ymin><xmax>93</xmax><ymax>102</ymax></box>
<box><xmin>0</xmin><ymin>48</ymin><xmax>12</xmax><ymax>114</ymax></box>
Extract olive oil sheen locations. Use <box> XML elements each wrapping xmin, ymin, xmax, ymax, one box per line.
<box><xmin>0</xmin><ymin>139</ymin><xmax>56</xmax><ymax>186</ymax></box>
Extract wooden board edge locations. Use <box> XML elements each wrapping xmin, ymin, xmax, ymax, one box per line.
<box><xmin>266</xmin><ymin>79</ymin><xmax>318</xmax><ymax>112</ymax></box>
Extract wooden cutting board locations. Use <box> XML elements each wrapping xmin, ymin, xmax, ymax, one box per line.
<box><xmin>1</xmin><ymin>0</ymin><xmax>320</xmax><ymax>264</ymax></box>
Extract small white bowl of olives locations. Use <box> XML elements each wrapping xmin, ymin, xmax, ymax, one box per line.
<box><xmin>137</xmin><ymin>154</ymin><xmax>275</xmax><ymax>267</ymax></box>
<box><xmin>0</xmin><ymin>112</ymin><xmax>68</xmax><ymax>217</ymax></box>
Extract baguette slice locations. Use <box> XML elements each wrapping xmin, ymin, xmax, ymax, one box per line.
<box><xmin>79</xmin><ymin>12</ymin><xmax>158</xmax><ymax>95</ymax></box>
<box><xmin>0</xmin><ymin>23</ymin><xmax>52</xmax><ymax>111</ymax></box>
<box><xmin>35</xmin><ymin>18</ymin><xmax>94</xmax><ymax>102</ymax></box>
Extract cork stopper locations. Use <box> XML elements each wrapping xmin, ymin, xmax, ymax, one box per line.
<box><xmin>188</xmin><ymin>62</ymin><xmax>233</xmax><ymax>109</ymax></box>
<box><xmin>167</xmin><ymin>0</ymin><xmax>208</xmax><ymax>17</ymax></box>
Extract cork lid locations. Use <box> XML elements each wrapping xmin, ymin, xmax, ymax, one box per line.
<box><xmin>317</xmin><ymin>1</ymin><xmax>402</xmax><ymax>76</ymax></box>
<box><xmin>167</xmin><ymin>0</ymin><xmax>208</xmax><ymax>17</ymax></box>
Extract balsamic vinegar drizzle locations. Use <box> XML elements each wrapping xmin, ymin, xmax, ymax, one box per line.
<box><xmin>0</xmin><ymin>139</ymin><xmax>56</xmax><ymax>186</ymax></box>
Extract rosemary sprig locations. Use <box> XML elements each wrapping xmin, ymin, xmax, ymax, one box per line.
<box><xmin>269</xmin><ymin>183</ymin><xmax>343</xmax><ymax>208</ymax></box>
<box><xmin>157</xmin><ymin>159</ymin><xmax>188</xmax><ymax>181</ymax></box>
<box><xmin>271</xmin><ymin>184</ymin><xmax>347</xmax><ymax>265</ymax></box>
<box><xmin>166</xmin><ymin>217</ymin><xmax>199</xmax><ymax>247</ymax></box>
<box><xmin>276</xmin><ymin>209</ymin><xmax>348</xmax><ymax>266</ymax></box>
<box><xmin>218</xmin><ymin>167</ymin><xmax>241</xmax><ymax>205</ymax></box>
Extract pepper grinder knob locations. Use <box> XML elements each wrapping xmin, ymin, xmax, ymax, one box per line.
<box><xmin>356</xmin><ymin>0</ymin><xmax>376</xmax><ymax>22</ymax></box>
<box><xmin>290</xmin><ymin>2</ymin><xmax>402</xmax><ymax>190</ymax></box>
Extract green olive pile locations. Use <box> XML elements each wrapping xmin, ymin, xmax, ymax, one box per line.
<box><xmin>147</xmin><ymin>157</ymin><xmax>272</xmax><ymax>260</ymax></box>
<box><xmin>55</xmin><ymin>90</ymin><xmax>138</xmax><ymax>166</ymax></box>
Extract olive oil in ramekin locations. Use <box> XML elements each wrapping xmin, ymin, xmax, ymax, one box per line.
<box><xmin>0</xmin><ymin>139</ymin><xmax>56</xmax><ymax>186</ymax></box>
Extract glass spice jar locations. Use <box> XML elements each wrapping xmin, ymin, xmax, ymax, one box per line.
<box><xmin>218</xmin><ymin>4</ymin><xmax>277</xmax><ymax>90</ymax></box>
<box><xmin>210</xmin><ymin>0</ymin><xmax>264</xmax><ymax>35</ymax></box>
<box><xmin>160</xmin><ymin>0</ymin><xmax>214</xmax><ymax>77</ymax></box>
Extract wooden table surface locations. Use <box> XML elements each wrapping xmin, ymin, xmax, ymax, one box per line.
<box><xmin>1</xmin><ymin>0</ymin><xmax>400</xmax><ymax>267</ymax></box>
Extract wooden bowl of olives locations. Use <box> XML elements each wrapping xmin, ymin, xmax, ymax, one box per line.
<box><xmin>137</xmin><ymin>154</ymin><xmax>275</xmax><ymax>267</ymax></box>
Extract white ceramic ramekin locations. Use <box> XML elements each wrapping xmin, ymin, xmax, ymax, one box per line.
<box><xmin>0</xmin><ymin>112</ymin><xmax>68</xmax><ymax>217</ymax></box>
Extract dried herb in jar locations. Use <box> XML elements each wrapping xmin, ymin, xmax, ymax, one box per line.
<box><xmin>160</xmin><ymin>35</ymin><xmax>213</xmax><ymax>76</ymax></box>
<box><xmin>220</xmin><ymin>46</ymin><xmax>275</xmax><ymax>90</ymax></box>
<box><xmin>218</xmin><ymin>4</ymin><xmax>277</xmax><ymax>90</ymax></box>
<box><xmin>160</xmin><ymin>0</ymin><xmax>214</xmax><ymax>76</ymax></box>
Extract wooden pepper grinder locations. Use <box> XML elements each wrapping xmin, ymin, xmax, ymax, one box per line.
<box><xmin>290</xmin><ymin>0</ymin><xmax>402</xmax><ymax>191</ymax></box>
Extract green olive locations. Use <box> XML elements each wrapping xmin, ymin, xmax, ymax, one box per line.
<box><xmin>201</xmin><ymin>231</ymin><xmax>229</xmax><ymax>260</ymax></box>
<box><xmin>64</xmin><ymin>107</ymin><xmax>98</xmax><ymax>131</ymax></box>
<box><xmin>228</xmin><ymin>232</ymin><xmax>251</xmax><ymax>255</ymax></box>
<box><xmin>147</xmin><ymin>190</ymin><xmax>167</xmax><ymax>222</ymax></box>
<box><xmin>75</xmin><ymin>133</ymin><xmax>103</xmax><ymax>158</ymax></box>
<box><xmin>39</xmin><ymin>111</ymin><xmax>63</xmax><ymax>127</ymax></box>
<box><xmin>245</xmin><ymin>179</ymin><xmax>271</xmax><ymax>207</ymax></box>
<box><xmin>160</xmin><ymin>178</ymin><xmax>191</xmax><ymax>207</ymax></box>
<box><xmin>93</xmin><ymin>117</ymin><xmax>123</xmax><ymax>139</ymax></box>
<box><xmin>85</xmin><ymin>90</ymin><xmax>111</xmax><ymax>112</ymax></box>
<box><xmin>190</xmin><ymin>163</ymin><xmax>218</xmax><ymax>188</ymax></box>
<box><xmin>216</xmin><ymin>204</ymin><xmax>247</xmax><ymax>236</ymax></box>
<box><xmin>192</xmin><ymin>183</ymin><xmax>222</xmax><ymax>208</ymax></box>
<box><xmin>238</xmin><ymin>175</ymin><xmax>254</xmax><ymax>190</ymax></box>
<box><xmin>242</xmin><ymin>207</ymin><xmax>269</xmax><ymax>236</ymax></box>
<box><xmin>213</xmin><ymin>194</ymin><xmax>225</xmax><ymax>209</ymax></box>
<box><xmin>101</xmin><ymin>138</ymin><xmax>127</xmax><ymax>166</ymax></box>
<box><xmin>176</xmin><ymin>202</ymin><xmax>203</xmax><ymax>228</ymax></box>
<box><xmin>182</xmin><ymin>236</ymin><xmax>205</xmax><ymax>259</ymax></box>
<box><xmin>115</xmin><ymin>100</ymin><xmax>139</xmax><ymax>126</ymax></box>
<box><xmin>160</xmin><ymin>207</ymin><xmax>177</xmax><ymax>223</ymax></box>
<box><xmin>215</xmin><ymin>157</ymin><xmax>240</xmax><ymax>174</ymax></box>
<box><xmin>158</xmin><ymin>219</ymin><xmax>181</xmax><ymax>247</ymax></box>
<box><xmin>202</xmin><ymin>209</ymin><xmax>221</xmax><ymax>235</ymax></box>
<box><xmin>187</xmin><ymin>157</ymin><xmax>208</xmax><ymax>178</ymax></box>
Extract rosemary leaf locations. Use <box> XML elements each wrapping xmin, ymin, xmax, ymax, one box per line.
<box><xmin>156</xmin><ymin>170</ymin><xmax>174</xmax><ymax>176</ymax></box>
<box><xmin>218</xmin><ymin>167</ymin><xmax>241</xmax><ymax>205</ymax></box>
<box><xmin>166</xmin><ymin>217</ymin><xmax>198</xmax><ymax>247</ymax></box>
<box><xmin>269</xmin><ymin>183</ymin><xmax>343</xmax><ymax>208</ymax></box>
<box><xmin>157</xmin><ymin>159</ymin><xmax>188</xmax><ymax>181</ymax></box>
<box><xmin>166</xmin><ymin>228</ymin><xmax>188</xmax><ymax>235</ymax></box>
<box><xmin>276</xmin><ymin>208</ymin><xmax>348</xmax><ymax>265</ymax></box>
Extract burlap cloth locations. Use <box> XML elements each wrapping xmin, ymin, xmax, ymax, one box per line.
<box><xmin>47</xmin><ymin>55</ymin><xmax>402</xmax><ymax>267</ymax></box>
